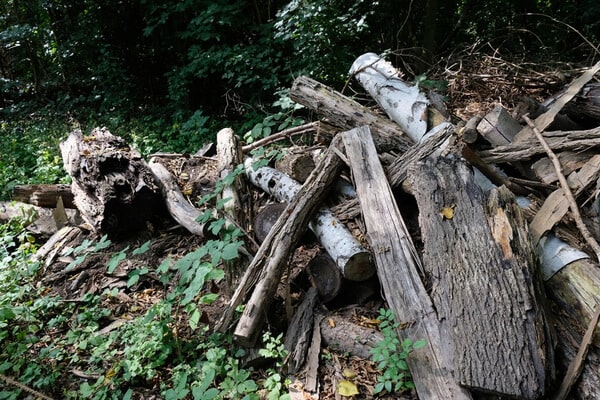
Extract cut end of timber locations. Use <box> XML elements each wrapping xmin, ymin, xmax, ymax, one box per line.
<box><xmin>338</xmin><ymin>251</ymin><xmax>374</xmax><ymax>281</ymax></box>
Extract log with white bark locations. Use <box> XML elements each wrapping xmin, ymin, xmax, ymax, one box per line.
<box><xmin>229</xmin><ymin>136</ymin><xmax>348</xmax><ymax>346</ymax></box>
<box><xmin>349</xmin><ymin>53</ymin><xmax>431</xmax><ymax>143</ymax></box>
<box><xmin>244</xmin><ymin>158</ymin><xmax>374</xmax><ymax>282</ymax></box>
<box><xmin>342</xmin><ymin>126</ymin><xmax>472</xmax><ymax>400</ymax></box>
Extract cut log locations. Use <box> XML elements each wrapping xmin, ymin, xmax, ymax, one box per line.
<box><xmin>230</xmin><ymin>135</ymin><xmax>346</xmax><ymax>346</ymax></box>
<box><xmin>477</xmin><ymin>105</ymin><xmax>522</xmax><ymax>145</ymax></box>
<box><xmin>274</xmin><ymin>148</ymin><xmax>315</xmax><ymax>183</ymax></box>
<box><xmin>148</xmin><ymin>159</ymin><xmax>210</xmax><ymax>237</ymax></box>
<box><xmin>244</xmin><ymin>158</ymin><xmax>374</xmax><ymax>282</ymax></box>
<box><xmin>305</xmin><ymin>253</ymin><xmax>342</xmax><ymax>303</ymax></box>
<box><xmin>563</xmin><ymin>82</ymin><xmax>600</xmax><ymax>127</ymax></box>
<box><xmin>253</xmin><ymin>203</ymin><xmax>288</xmax><ymax>243</ymax></box>
<box><xmin>319</xmin><ymin>313</ymin><xmax>383</xmax><ymax>360</ymax></box>
<box><xmin>407</xmin><ymin>155</ymin><xmax>555</xmax><ymax>398</ymax></box>
<box><xmin>60</xmin><ymin>128</ymin><xmax>163</xmax><ymax>237</ymax></box>
<box><xmin>12</xmin><ymin>184</ymin><xmax>75</xmax><ymax>209</ymax></box>
<box><xmin>290</xmin><ymin>75</ymin><xmax>412</xmax><ymax>153</ymax></box>
<box><xmin>342</xmin><ymin>126</ymin><xmax>472</xmax><ymax>400</ymax></box>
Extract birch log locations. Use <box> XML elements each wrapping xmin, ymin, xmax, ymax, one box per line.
<box><xmin>342</xmin><ymin>126</ymin><xmax>472</xmax><ymax>400</ymax></box>
<box><xmin>232</xmin><ymin>136</ymin><xmax>346</xmax><ymax>346</ymax></box>
<box><xmin>349</xmin><ymin>53</ymin><xmax>430</xmax><ymax>142</ymax></box>
<box><xmin>244</xmin><ymin>158</ymin><xmax>373</xmax><ymax>282</ymax></box>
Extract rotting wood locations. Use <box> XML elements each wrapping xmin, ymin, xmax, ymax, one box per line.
<box><xmin>216</xmin><ymin>127</ymin><xmax>249</xmax><ymax>289</ymax></box>
<box><xmin>290</xmin><ymin>75</ymin><xmax>412</xmax><ymax>153</ymax></box>
<box><xmin>274</xmin><ymin>148</ymin><xmax>315</xmax><ymax>183</ymax></box>
<box><xmin>215</xmin><ymin>135</ymin><xmax>345</xmax><ymax>341</ymax></box>
<box><xmin>477</xmin><ymin>126</ymin><xmax>600</xmax><ymax>163</ymax></box>
<box><xmin>284</xmin><ymin>287</ymin><xmax>318</xmax><ymax>374</ymax></box>
<box><xmin>318</xmin><ymin>313</ymin><xmax>383</xmax><ymax>360</ymax></box>
<box><xmin>342</xmin><ymin>126</ymin><xmax>472</xmax><ymax>400</ymax></box>
<box><xmin>12</xmin><ymin>184</ymin><xmax>75</xmax><ymax>209</ymax></box>
<box><xmin>244</xmin><ymin>158</ymin><xmax>373</xmax><ymax>282</ymax></box>
<box><xmin>553</xmin><ymin>303</ymin><xmax>600</xmax><ymax>400</ymax></box>
<box><xmin>477</xmin><ymin>104</ymin><xmax>522</xmax><ymax>145</ymax></box>
<box><xmin>523</xmin><ymin>114</ymin><xmax>600</xmax><ymax>262</ymax></box>
<box><xmin>60</xmin><ymin>128</ymin><xmax>163</xmax><ymax>238</ymax></box>
<box><xmin>408</xmin><ymin>155</ymin><xmax>554</xmax><ymax>398</ymax></box>
<box><xmin>148</xmin><ymin>159</ymin><xmax>210</xmax><ymax>237</ymax></box>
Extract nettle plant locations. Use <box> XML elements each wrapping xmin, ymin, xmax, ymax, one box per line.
<box><xmin>370</xmin><ymin>308</ymin><xmax>426</xmax><ymax>395</ymax></box>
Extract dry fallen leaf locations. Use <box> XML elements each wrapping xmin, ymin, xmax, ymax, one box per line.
<box><xmin>337</xmin><ymin>380</ymin><xmax>359</xmax><ymax>397</ymax></box>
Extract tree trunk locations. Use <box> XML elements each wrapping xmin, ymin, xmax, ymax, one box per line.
<box><xmin>290</xmin><ymin>75</ymin><xmax>412</xmax><ymax>153</ymax></box>
<box><xmin>407</xmin><ymin>155</ymin><xmax>555</xmax><ymax>399</ymax></box>
<box><xmin>60</xmin><ymin>128</ymin><xmax>163</xmax><ymax>238</ymax></box>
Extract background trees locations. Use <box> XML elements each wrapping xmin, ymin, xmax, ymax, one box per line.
<box><xmin>0</xmin><ymin>0</ymin><xmax>599</xmax><ymax>197</ymax></box>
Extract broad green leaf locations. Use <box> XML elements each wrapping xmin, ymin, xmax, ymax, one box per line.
<box><xmin>132</xmin><ymin>240</ymin><xmax>151</xmax><ymax>255</ymax></box>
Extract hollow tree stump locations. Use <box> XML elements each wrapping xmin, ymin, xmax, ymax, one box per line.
<box><xmin>60</xmin><ymin>128</ymin><xmax>163</xmax><ymax>237</ymax></box>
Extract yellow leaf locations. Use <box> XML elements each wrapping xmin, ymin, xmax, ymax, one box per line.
<box><xmin>440</xmin><ymin>204</ymin><xmax>455</xmax><ymax>220</ymax></box>
<box><xmin>342</xmin><ymin>368</ymin><xmax>357</xmax><ymax>379</ymax></box>
<box><xmin>337</xmin><ymin>380</ymin><xmax>359</xmax><ymax>397</ymax></box>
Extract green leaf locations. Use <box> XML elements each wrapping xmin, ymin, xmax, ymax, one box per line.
<box><xmin>413</xmin><ymin>339</ymin><xmax>427</xmax><ymax>349</ymax></box>
<box><xmin>222</xmin><ymin>242</ymin><xmax>241</xmax><ymax>260</ymax></box>
<box><xmin>199</xmin><ymin>293</ymin><xmax>219</xmax><ymax>304</ymax></box>
<box><xmin>188</xmin><ymin>307</ymin><xmax>201</xmax><ymax>331</ymax></box>
<box><xmin>132</xmin><ymin>240</ymin><xmax>151</xmax><ymax>255</ymax></box>
<box><xmin>107</xmin><ymin>248</ymin><xmax>128</xmax><ymax>274</ymax></box>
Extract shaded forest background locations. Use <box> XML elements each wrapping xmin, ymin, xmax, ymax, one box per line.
<box><xmin>1</xmin><ymin>0</ymin><xmax>599</xmax><ymax>198</ymax></box>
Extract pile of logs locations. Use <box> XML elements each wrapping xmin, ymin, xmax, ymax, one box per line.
<box><xmin>5</xmin><ymin>53</ymin><xmax>600</xmax><ymax>400</ymax></box>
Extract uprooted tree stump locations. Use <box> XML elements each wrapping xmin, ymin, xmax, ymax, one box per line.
<box><xmin>60</xmin><ymin>127</ymin><xmax>165</xmax><ymax>238</ymax></box>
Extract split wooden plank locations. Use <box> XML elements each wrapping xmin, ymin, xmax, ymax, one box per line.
<box><xmin>342</xmin><ymin>126</ymin><xmax>472</xmax><ymax>400</ymax></box>
<box><xmin>216</xmin><ymin>135</ymin><xmax>345</xmax><ymax>343</ymax></box>
<box><xmin>407</xmin><ymin>156</ymin><xmax>554</xmax><ymax>398</ymax></box>
<box><xmin>12</xmin><ymin>184</ymin><xmax>75</xmax><ymax>209</ymax></box>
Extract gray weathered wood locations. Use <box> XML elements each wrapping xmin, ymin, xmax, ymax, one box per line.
<box><xmin>342</xmin><ymin>126</ymin><xmax>472</xmax><ymax>400</ymax></box>
<box><xmin>408</xmin><ymin>155</ymin><xmax>554</xmax><ymax>399</ymax></box>
<box><xmin>290</xmin><ymin>75</ymin><xmax>412</xmax><ymax>152</ymax></box>
<box><xmin>60</xmin><ymin>128</ymin><xmax>162</xmax><ymax>237</ymax></box>
<box><xmin>220</xmin><ymin>135</ymin><xmax>345</xmax><ymax>344</ymax></box>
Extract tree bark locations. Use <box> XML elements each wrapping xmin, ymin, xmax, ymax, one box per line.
<box><xmin>244</xmin><ymin>158</ymin><xmax>373</xmax><ymax>282</ymax></box>
<box><xmin>60</xmin><ymin>128</ymin><xmax>163</xmax><ymax>238</ymax></box>
<box><xmin>216</xmin><ymin>135</ymin><xmax>346</xmax><ymax>342</ymax></box>
<box><xmin>290</xmin><ymin>75</ymin><xmax>412</xmax><ymax>153</ymax></box>
<box><xmin>407</xmin><ymin>156</ymin><xmax>555</xmax><ymax>399</ymax></box>
<box><xmin>12</xmin><ymin>184</ymin><xmax>75</xmax><ymax>209</ymax></box>
<box><xmin>342</xmin><ymin>126</ymin><xmax>472</xmax><ymax>400</ymax></box>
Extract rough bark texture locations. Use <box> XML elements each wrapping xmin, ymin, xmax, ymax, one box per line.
<box><xmin>408</xmin><ymin>155</ymin><xmax>554</xmax><ymax>399</ymax></box>
<box><xmin>60</xmin><ymin>128</ymin><xmax>163</xmax><ymax>238</ymax></box>
<box><xmin>477</xmin><ymin>126</ymin><xmax>600</xmax><ymax>163</ymax></box>
<box><xmin>290</xmin><ymin>75</ymin><xmax>412</xmax><ymax>153</ymax></box>
<box><xmin>342</xmin><ymin>126</ymin><xmax>472</xmax><ymax>400</ymax></box>
<box><xmin>218</xmin><ymin>135</ymin><xmax>345</xmax><ymax>343</ymax></box>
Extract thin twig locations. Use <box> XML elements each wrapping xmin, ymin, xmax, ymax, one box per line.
<box><xmin>523</xmin><ymin>114</ymin><xmax>600</xmax><ymax>262</ymax></box>
<box><xmin>0</xmin><ymin>373</ymin><xmax>54</xmax><ymax>400</ymax></box>
<box><xmin>241</xmin><ymin>121</ymin><xmax>320</xmax><ymax>153</ymax></box>
<box><xmin>553</xmin><ymin>302</ymin><xmax>600</xmax><ymax>400</ymax></box>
